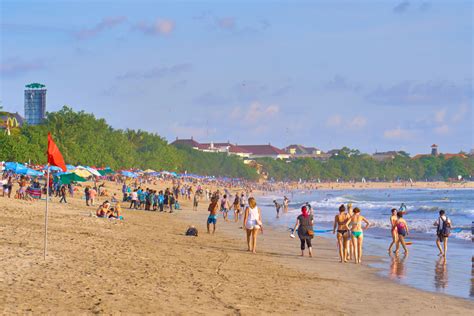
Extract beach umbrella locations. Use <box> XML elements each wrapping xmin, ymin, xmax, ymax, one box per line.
<box><xmin>59</xmin><ymin>173</ymin><xmax>87</xmax><ymax>184</ymax></box>
<box><xmin>66</xmin><ymin>164</ymin><xmax>76</xmax><ymax>170</ymax></box>
<box><xmin>98</xmin><ymin>167</ymin><xmax>114</xmax><ymax>176</ymax></box>
<box><xmin>72</xmin><ymin>168</ymin><xmax>92</xmax><ymax>178</ymax></box>
<box><xmin>17</xmin><ymin>168</ymin><xmax>43</xmax><ymax>177</ymax></box>
<box><xmin>121</xmin><ymin>170</ymin><xmax>138</xmax><ymax>178</ymax></box>
<box><xmin>43</xmin><ymin>165</ymin><xmax>63</xmax><ymax>172</ymax></box>
<box><xmin>144</xmin><ymin>169</ymin><xmax>156</xmax><ymax>173</ymax></box>
<box><xmin>4</xmin><ymin>162</ymin><xmax>27</xmax><ymax>173</ymax></box>
<box><xmin>85</xmin><ymin>166</ymin><xmax>101</xmax><ymax>177</ymax></box>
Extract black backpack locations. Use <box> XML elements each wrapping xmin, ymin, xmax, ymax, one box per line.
<box><xmin>186</xmin><ymin>227</ymin><xmax>198</xmax><ymax>237</ymax></box>
<box><xmin>438</xmin><ymin>217</ymin><xmax>451</xmax><ymax>237</ymax></box>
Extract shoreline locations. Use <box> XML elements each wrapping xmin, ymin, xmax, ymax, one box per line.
<box><xmin>1</xmin><ymin>181</ymin><xmax>473</xmax><ymax>314</ymax></box>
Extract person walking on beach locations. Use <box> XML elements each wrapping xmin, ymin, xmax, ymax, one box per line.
<box><xmin>232</xmin><ymin>194</ymin><xmax>240</xmax><ymax>222</ymax></box>
<box><xmin>388</xmin><ymin>208</ymin><xmax>399</xmax><ymax>253</ymax></box>
<box><xmin>434</xmin><ymin>210</ymin><xmax>451</xmax><ymax>257</ymax></box>
<box><xmin>346</xmin><ymin>203</ymin><xmax>354</xmax><ymax>260</ymax></box>
<box><xmin>89</xmin><ymin>187</ymin><xmax>97</xmax><ymax>206</ymax></box>
<box><xmin>394</xmin><ymin>211</ymin><xmax>409</xmax><ymax>255</ymax></box>
<box><xmin>221</xmin><ymin>194</ymin><xmax>230</xmax><ymax>222</ymax></box>
<box><xmin>193</xmin><ymin>193</ymin><xmax>199</xmax><ymax>211</ymax></box>
<box><xmin>243</xmin><ymin>197</ymin><xmax>263</xmax><ymax>253</ymax></box>
<box><xmin>346</xmin><ymin>207</ymin><xmax>370</xmax><ymax>264</ymax></box>
<box><xmin>207</xmin><ymin>197</ymin><xmax>219</xmax><ymax>234</ymax></box>
<box><xmin>292</xmin><ymin>205</ymin><xmax>314</xmax><ymax>257</ymax></box>
<box><xmin>59</xmin><ymin>185</ymin><xmax>67</xmax><ymax>203</ymax></box>
<box><xmin>85</xmin><ymin>186</ymin><xmax>91</xmax><ymax>206</ymax></box>
<box><xmin>333</xmin><ymin>204</ymin><xmax>349</xmax><ymax>262</ymax></box>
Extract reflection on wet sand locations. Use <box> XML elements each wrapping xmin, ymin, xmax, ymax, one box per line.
<box><xmin>434</xmin><ymin>257</ymin><xmax>448</xmax><ymax>290</ymax></box>
<box><xmin>389</xmin><ymin>253</ymin><xmax>408</xmax><ymax>279</ymax></box>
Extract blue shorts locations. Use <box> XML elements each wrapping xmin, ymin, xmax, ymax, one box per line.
<box><xmin>207</xmin><ymin>215</ymin><xmax>217</xmax><ymax>224</ymax></box>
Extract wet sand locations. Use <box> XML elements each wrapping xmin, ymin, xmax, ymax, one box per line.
<box><xmin>1</xmin><ymin>181</ymin><xmax>473</xmax><ymax>314</ymax></box>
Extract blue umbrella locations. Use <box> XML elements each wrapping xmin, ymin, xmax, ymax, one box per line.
<box><xmin>17</xmin><ymin>168</ymin><xmax>43</xmax><ymax>177</ymax></box>
<box><xmin>43</xmin><ymin>165</ymin><xmax>63</xmax><ymax>172</ymax></box>
<box><xmin>121</xmin><ymin>171</ymin><xmax>138</xmax><ymax>178</ymax></box>
<box><xmin>5</xmin><ymin>162</ymin><xmax>27</xmax><ymax>173</ymax></box>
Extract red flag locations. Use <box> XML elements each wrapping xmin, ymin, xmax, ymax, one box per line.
<box><xmin>47</xmin><ymin>133</ymin><xmax>67</xmax><ymax>172</ymax></box>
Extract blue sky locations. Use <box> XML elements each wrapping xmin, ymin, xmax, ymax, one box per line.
<box><xmin>1</xmin><ymin>0</ymin><xmax>472</xmax><ymax>155</ymax></box>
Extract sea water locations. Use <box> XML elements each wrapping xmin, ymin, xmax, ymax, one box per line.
<box><xmin>257</xmin><ymin>188</ymin><xmax>473</xmax><ymax>300</ymax></box>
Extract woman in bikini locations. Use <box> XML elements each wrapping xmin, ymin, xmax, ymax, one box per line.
<box><xmin>233</xmin><ymin>194</ymin><xmax>241</xmax><ymax>222</ymax></box>
<box><xmin>388</xmin><ymin>208</ymin><xmax>398</xmax><ymax>253</ymax></box>
<box><xmin>333</xmin><ymin>204</ymin><xmax>350</xmax><ymax>262</ymax></box>
<box><xmin>394</xmin><ymin>211</ymin><xmax>409</xmax><ymax>255</ymax></box>
<box><xmin>346</xmin><ymin>203</ymin><xmax>354</xmax><ymax>260</ymax></box>
<box><xmin>346</xmin><ymin>207</ymin><xmax>370</xmax><ymax>264</ymax></box>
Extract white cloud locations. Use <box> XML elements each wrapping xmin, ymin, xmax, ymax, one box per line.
<box><xmin>383</xmin><ymin>127</ymin><xmax>415</xmax><ymax>140</ymax></box>
<box><xmin>231</xmin><ymin>102</ymin><xmax>279</xmax><ymax>124</ymax></box>
<box><xmin>349</xmin><ymin>116</ymin><xmax>367</xmax><ymax>129</ymax></box>
<box><xmin>326</xmin><ymin>114</ymin><xmax>367</xmax><ymax>130</ymax></box>
<box><xmin>451</xmin><ymin>103</ymin><xmax>470</xmax><ymax>123</ymax></box>
<box><xmin>434</xmin><ymin>108</ymin><xmax>447</xmax><ymax>123</ymax></box>
<box><xmin>134</xmin><ymin>19</ymin><xmax>175</xmax><ymax>36</ymax></box>
<box><xmin>326</xmin><ymin>115</ymin><xmax>342</xmax><ymax>127</ymax></box>
<box><xmin>434</xmin><ymin>124</ymin><xmax>450</xmax><ymax>135</ymax></box>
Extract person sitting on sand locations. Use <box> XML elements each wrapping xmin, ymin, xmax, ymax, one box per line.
<box><xmin>394</xmin><ymin>211</ymin><xmax>409</xmax><ymax>255</ymax></box>
<box><xmin>333</xmin><ymin>204</ymin><xmax>350</xmax><ymax>262</ymax></box>
<box><xmin>388</xmin><ymin>208</ymin><xmax>398</xmax><ymax>253</ymax></box>
<box><xmin>207</xmin><ymin>197</ymin><xmax>219</xmax><ymax>234</ymax></box>
<box><xmin>243</xmin><ymin>197</ymin><xmax>263</xmax><ymax>254</ymax></box>
<box><xmin>434</xmin><ymin>210</ymin><xmax>451</xmax><ymax>257</ymax></box>
<box><xmin>96</xmin><ymin>201</ymin><xmax>111</xmax><ymax>218</ymax></box>
<box><xmin>346</xmin><ymin>207</ymin><xmax>370</xmax><ymax>264</ymax></box>
<box><xmin>293</xmin><ymin>205</ymin><xmax>314</xmax><ymax>257</ymax></box>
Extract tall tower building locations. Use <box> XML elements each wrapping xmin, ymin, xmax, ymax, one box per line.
<box><xmin>24</xmin><ymin>83</ymin><xmax>46</xmax><ymax>125</ymax></box>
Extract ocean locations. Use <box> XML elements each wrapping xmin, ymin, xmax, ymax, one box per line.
<box><xmin>256</xmin><ymin>188</ymin><xmax>473</xmax><ymax>300</ymax></box>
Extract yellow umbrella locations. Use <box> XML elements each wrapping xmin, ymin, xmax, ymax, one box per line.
<box><xmin>144</xmin><ymin>169</ymin><xmax>156</xmax><ymax>173</ymax></box>
<box><xmin>73</xmin><ymin>168</ymin><xmax>92</xmax><ymax>178</ymax></box>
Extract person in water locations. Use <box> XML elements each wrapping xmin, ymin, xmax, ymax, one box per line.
<box><xmin>292</xmin><ymin>206</ymin><xmax>314</xmax><ymax>257</ymax></box>
<box><xmin>394</xmin><ymin>211</ymin><xmax>409</xmax><ymax>254</ymax></box>
<box><xmin>345</xmin><ymin>207</ymin><xmax>370</xmax><ymax>264</ymax></box>
<box><xmin>273</xmin><ymin>200</ymin><xmax>281</xmax><ymax>218</ymax></box>
<box><xmin>434</xmin><ymin>210</ymin><xmax>452</xmax><ymax>257</ymax></box>
<box><xmin>388</xmin><ymin>208</ymin><xmax>399</xmax><ymax>253</ymax></box>
<box><xmin>333</xmin><ymin>204</ymin><xmax>350</xmax><ymax>262</ymax></box>
<box><xmin>243</xmin><ymin>197</ymin><xmax>263</xmax><ymax>254</ymax></box>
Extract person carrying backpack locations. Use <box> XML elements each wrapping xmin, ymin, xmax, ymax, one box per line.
<box><xmin>434</xmin><ymin>210</ymin><xmax>452</xmax><ymax>257</ymax></box>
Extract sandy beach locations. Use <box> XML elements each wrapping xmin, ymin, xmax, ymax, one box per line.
<box><xmin>1</xmin><ymin>181</ymin><xmax>473</xmax><ymax>315</ymax></box>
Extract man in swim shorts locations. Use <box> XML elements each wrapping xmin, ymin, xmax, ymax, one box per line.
<box><xmin>207</xmin><ymin>197</ymin><xmax>219</xmax><ymax>234</ymax></box>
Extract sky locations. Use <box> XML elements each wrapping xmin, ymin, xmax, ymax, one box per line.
<box><xmin>1</xmin><ymin>0</ymin><xmax>472</xmax><ymax>155</ymax></box>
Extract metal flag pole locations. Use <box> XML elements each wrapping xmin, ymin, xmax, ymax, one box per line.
<box><xmin>44</xmin><ymin>164</ymin><xmax>50</xmax><ymax>260</ymax></box>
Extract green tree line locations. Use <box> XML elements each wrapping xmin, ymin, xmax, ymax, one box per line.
<box><xmin>0</xmin><ymin>106</ymin><xmax>258</xmax><ymax>180</ymax></box>
<box><xmin>257</xmin><ymin>148</ymin><xmax>474</xmax><ymax>181</ymax></box>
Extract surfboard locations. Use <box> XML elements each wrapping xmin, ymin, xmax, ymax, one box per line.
<box><xmin>405</xmin><ymin>241</ymin><xmax>413</xmax><ymax>245</ymax></box>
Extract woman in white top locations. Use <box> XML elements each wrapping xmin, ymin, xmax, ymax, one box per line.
<box><xmin>243</xmin><ymin>197</ymin><xmax>262</xmax><ymax>253</ymax></box>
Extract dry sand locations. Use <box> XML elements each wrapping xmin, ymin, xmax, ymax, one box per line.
<box><xmin>1</xmin><ymin>181</ymin><xmax>473</xmax><ymax>315</ymax></box>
